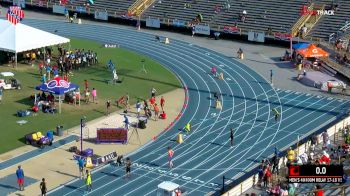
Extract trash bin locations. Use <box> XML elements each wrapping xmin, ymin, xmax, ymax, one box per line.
<box><xmin>56</xmin><ymin>125</ymin><xmax>63</xmax><ymax>136</ymax></box>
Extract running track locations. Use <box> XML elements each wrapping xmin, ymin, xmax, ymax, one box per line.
<box><xmin>22</xmin><ymin>19</ymin><xmax>350</xmax><ymax>195</ymax></box>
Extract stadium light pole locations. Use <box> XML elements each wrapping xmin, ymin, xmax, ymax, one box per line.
<box><xmin>80</xmin><ymin>116</ymin><xmax>86</xmax><ymax>153</ymax></box>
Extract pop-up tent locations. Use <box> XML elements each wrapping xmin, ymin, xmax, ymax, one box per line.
<box><xmin>0</xmin><ymin>19</ymin><xmax>70</xmax><ymax>66</ymax></box>
<box><xmin>296</xmin><ymin>44</ymin><xmax>329</xmax><ymax>58</ymax></box>
<box><xmin>36</xmin><ymin>77</ymin><xmax>79</xmax><ymax>114</ymax></box>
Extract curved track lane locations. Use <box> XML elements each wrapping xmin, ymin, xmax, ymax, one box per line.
<box><xmin>21</xmin><ymin>19</ymin><xmax>350</xmax><ymax>196</ymax></box>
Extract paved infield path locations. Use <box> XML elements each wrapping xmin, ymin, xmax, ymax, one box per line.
<box><xmin>21</xmin><ymin>19</ymin><xmax>350</xmax><ymax>195</ymax></box>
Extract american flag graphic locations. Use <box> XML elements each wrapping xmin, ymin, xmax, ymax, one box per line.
<box><xmin>6</xmin><ymin>6</ymin><xmax>24</xmax><ymax>25</ymax></box>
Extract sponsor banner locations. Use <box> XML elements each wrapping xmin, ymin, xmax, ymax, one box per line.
<box><xmin>96</xmin><ymin>151</ymin><xmax>118</xmax><ymax>165</ymax></box>
<box><xmin>223</xmin><ymin>26</ymin><xmax>240</xmax><ymax>34</ymax></box>
<box><xmin>76</xmin><ymin>6</ymin><xmax>86</xmax><ymax>13</ymax></box>
<box><xmin>195</xmin><ymin>24</ymin><xmax>210</xmax><ymax>35</ymax></box>
<box><xmin>172</xmin><ymin>19</ymin><xmax>186</xmax><ymax>27</ymax></box>
<box><xmin>53</xmin><ymin>5</ymin><xmax>67</xmax><ymax>15</ymax></box>
<box><xmin>94</xmin><ymin>11</ymin><xmax>108</xmax><ymax>20</ymax></box>
<box><xmin>146</xmin><ymin>18</ymin><xmax>160</xmax><ymax>28</ymax></box>
<box><xmin>274</xmin><ymin>32</ymin><xmax>292</xmax><ymax>40</ymax></box>
<box><xmin>13</xmin><ymin>0</ymin><xmax>25</xmax><ymax>8</ymax></box>
<box><xmin>248</xmin><ymin>32</ymin><xmax>265</xmax><ymax>43</ymax></box>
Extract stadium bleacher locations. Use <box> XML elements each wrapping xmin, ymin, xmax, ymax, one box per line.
<box><xmin>308</xmin><ymin>0</ymin><xmax>350</xmax><ymax>41</ymax></box>
<box><xmin>143</xmin><ymin>0</ymin><xmax>227</xmax><ymax>25</ymax></box>
<box><xmin>20</xmin><ymin>0</ymin><xmax>349</xmax><ymax>41</ymax></box>
<box><xmin>213</xmin><ymin>0</ymin><xmax>305</xmax><ymax>34</ymax></box>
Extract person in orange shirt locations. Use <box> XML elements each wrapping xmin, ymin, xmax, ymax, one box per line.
<box><xmin>168</xmin><ymin>146</ymin><xmax>174</xmax><ymax>168</ymax></box>
<box><xmin>154</xmin><ymin>103</ymin><xmax>159</xmax><ymax>121</ymax></box>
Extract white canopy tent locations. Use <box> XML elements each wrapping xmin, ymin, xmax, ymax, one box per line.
<box><xmin>0</xmin><ymin>19</ymin><xmax>70</xmax><ymax>66</ymax></box>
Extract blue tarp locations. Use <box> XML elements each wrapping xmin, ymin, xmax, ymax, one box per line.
<box><xmin>292</xmin><ymin>43</ymin><xmax>310</xmax><ymax>50</ymax></box>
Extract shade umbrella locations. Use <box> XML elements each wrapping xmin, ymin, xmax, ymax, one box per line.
<box><xmin>296</xmin><ymin>44</ymin><xmax>329</xmax><ymax>58</ymax></box>
<box><xmin>36</xmin><ymin>77</ymin><xmax>79</xmax><ymax>113</ymax></box>
<box><xmin>292</xmin><ymin>43</ymin><xmax>310</xmax><ymax>50</ymax></box>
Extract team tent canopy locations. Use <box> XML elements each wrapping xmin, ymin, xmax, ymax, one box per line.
<box><xmin>0</xmin><ymin>19</ymin><xmax>70</xmax><ymax>66</ymax></box>
<box><xmin>296</xmin><ymin>44</ymin><xmax>329</xmax><ymax>58</ymax></box>
<box><xmin>36</xmin><ymin>77</ymin><xmax>79</xmax><ymax>114</ymax></box>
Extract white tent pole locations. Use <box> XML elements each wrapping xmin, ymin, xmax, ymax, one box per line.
<box><xmin>59</xmin><ymin>95</ymin><xmax>62</xmax><ymax>114</ymax></box>
<box><xmin>15</xmin><ymin>53</ymin><xmax>17</xmax><ymax>68</ymax></box>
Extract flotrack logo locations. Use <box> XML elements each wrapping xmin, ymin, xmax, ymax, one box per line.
<box><xmin>300</xmin><ymin>6</ymin><xmax>335</xmax><ymax>16</ymax></box>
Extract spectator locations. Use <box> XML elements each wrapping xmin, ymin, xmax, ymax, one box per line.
<box><xmin>257</xmin><ymin>165</ymin><xmax>263</xmax><ymax>187</ymax></box>
<box><xmin>106</xmin><ymin>99</ymin><xmax>111</xmax><ymax>115</ymax></box>
<box><xmin>314</xmin><ymin>184</ymin><xmax>324</xmax><ymax>196</ymax></box>
<box><xmin>77</xmin><ymin>157</ymin><xmax>85</xmax><ymax>179</ymax></box>
<box><xmin>154</xmin><ymin>103</ymin><xmax>160</xmax><ymax>121</ymax></box>
<box><xmin>151</xmin><ymin>87</ymin><xmax>157</xmax><ymax>97</ymax></box>
<box><xmin>91</xmin><ymin>88</ymin><xmax>97</xmax><ymax>103</ymax></box>
<box><xmin>160</xmin><ymin>96</ymin><xmax>165</xmax><ymax>111</ymax></box>
<box><xmin>160</xmin><ymin>111</ymin><xmax>167</xmax><ymax>119</ymax></box>
<box><xmin>272</xmin><ymin>154</ymin><xmax>280</xmax><ymax>174</ymax></box>
<box><xmin>321</xmin><ymin>131</ymin><xmax>330</xmax><ymax>149</ymax></box>
<box><xmin>0</xmin><ymin>86</ymin><xmax>3</xmax><ymax>104</ymax></box>
<box><xmin>136</xmin><ymin>100</ymin><xmax>142</xmax><ymax>117</ymax></box>
<box><xmin>342</xmin><ymin>54</ymin><xmax>348</xmax><ymax>64</ymax></box>
<box><xmin>287</xmin><ymin>147</ymin><xmax>295</xmax><ymax>163</ymax></box>
<box><xmin>40</xmin><ymin>178</ymin><xmax>47</xmax><ymax>196</ymax></box>
<box><xmin>16</xmin><ymin>165</ymin><xmax>24</xmax><ymax>191</ymax></box>
<box><xmin>310</xmin><ymin>133</ymin><xmax>318</xmax><ymax>151</ymax></box>
<box><xmin>288</xmin><ymin>184</ymin><xmax>295</xmax><ymax>195</ymax></box>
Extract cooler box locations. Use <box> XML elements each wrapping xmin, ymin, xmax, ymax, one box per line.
<box><xmin>46</xmin><ymin>131</ymin><xmax>54</xmax><ymax>140</ymax></box>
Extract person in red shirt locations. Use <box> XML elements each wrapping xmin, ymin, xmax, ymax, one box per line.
<box><xmin>150</xmin><ymin>97</ymin><xmax>156</xmax><ymax>106</ymax></box>
<box><xmin>160</xmin><ymin>111</ymin><xmax>167</xmax><ymax>119</ymax></box>
<box><xmin>168</xmin><ymin>146</ymin><xmax>174</xmax><ymax>168</ymax></box>
<box><xmin>314</xmin><ymin>184</ymin><xmax>324</xmax><ymax>196</ymax></box>
<box><xmin>160</xmin><ymin>96</ymin><xmax>165</xmax><ymax>111</ymax></box>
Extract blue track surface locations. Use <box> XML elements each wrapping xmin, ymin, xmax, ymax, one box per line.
<box><xmin>21</xmin><ymin>19</ymin><xmax>350</xmax><ymax>196</ymax></box>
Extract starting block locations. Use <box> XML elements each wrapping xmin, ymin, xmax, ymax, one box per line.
<box><xmin>218</xmin><ymin>72</ymin><xmax>224</xmax><ymax>80</ymax></box>
<box><xmin>78</xmin><ymin>19</ymin><xmax>82</xmax><ymax>24</ymax></box>
<box><xmin>216</xmin><ymin>100</ymin><xmax>222</xmax><ymax>110</ymax></box>
<box><xmin>177</xmin><ymin>133</ymin><xmax>183</xmax><ymax>144</ymax></box>
<box><xmin>165</xmin><ymin>37</ymin><xmax>170</xmax><ymax>44</ymax></box>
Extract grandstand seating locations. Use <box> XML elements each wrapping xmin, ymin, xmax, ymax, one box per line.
<box><xmin>308</xmin><ymin>0</ymin><xmax>350</xmax><ymax>41</ymax></box>
<box><xmin>144</xmin><ymin>0</ymin><xmax>308</xmax><ymax>34</ymax></box>
<box><xmin>143</xmin><ymin>0</ymin><xmax>227</xmax><ymax>25</ymax></box>
<box><xmin>49</xmin><ymin>0</ymin><xmax>134</xmax><ymax>16</ymax></box>
<box><xmin>20</xmin><ymin>0</ymin><xmax>350</xmax><ymax>41</ymax></box>
<box><xmin>213</xmin><ymin>0</ymin><xmax>305</xmax><ymax>34</ymax></box>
